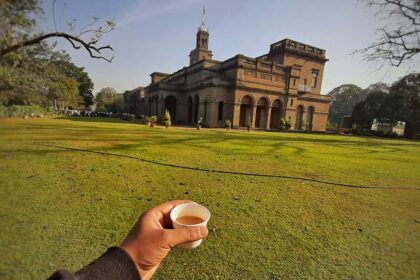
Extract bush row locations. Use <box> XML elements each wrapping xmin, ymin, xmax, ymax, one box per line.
<box><xmin>0</xmin><ymin>105</ymin><xmax>50</xmax><ymax>118</ymax></box>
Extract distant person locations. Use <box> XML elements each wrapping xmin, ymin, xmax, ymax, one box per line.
<box><xmin>197</xmin><ymin>117</ymin><xmax>203</xmax><ymax>130</ymax></box>
<box><xmin>48</xmin><ymin>200</ymin><xmax>208</xmax><ymax>280</ymax></box>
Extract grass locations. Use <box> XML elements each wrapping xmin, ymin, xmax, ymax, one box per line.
<box><xmin>0</xmin><ymin>116</ymin><xmax>419</xmax><ymax>279</ymax></box>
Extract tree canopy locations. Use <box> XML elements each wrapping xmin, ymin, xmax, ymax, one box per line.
<box><xmin>95</xmin><ymin>87</ymin><xmax>124</xmax><ymax>113</ymax></box>
<box><xmin>351</xmin><ymin>73</ymin><xmax>420</xmax><ymax>137</ymax></box>
<box><xmin>0</xmin><ymin>0</ymin><xmax>99</xmax><ymax>109</ymax></box>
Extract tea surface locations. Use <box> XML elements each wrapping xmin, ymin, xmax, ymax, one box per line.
<box><xmin>176</xmin><ymin>216</ymin><xmax>205</xmax><ymax>225</ymax></box>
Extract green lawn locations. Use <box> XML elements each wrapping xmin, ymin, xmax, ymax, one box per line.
<box><xmin>0</xmin><ymin>117</ymin><xmax>419</xmax><ymax>279</ymax></box>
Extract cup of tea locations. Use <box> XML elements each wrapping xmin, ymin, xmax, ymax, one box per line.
<box><xmin>170</xmin><ymin>202</ymin><xmax>211</xmax><ymax>249</ymax></box>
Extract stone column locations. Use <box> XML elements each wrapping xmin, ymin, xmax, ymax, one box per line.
<box><xmin>232</xmin><ymin>103</ymin><xmax>241</xmax><ymax>128</ymax></box>
<box><xmin>160</xmin><ymin>97</ymin><xmax>165</xmax><ymax>116</ymax></box>
<box><xmin>266</xmin><ymin>106</ymin><xmax>272</xmax><ymax>129</ymax></box>
<box><xmin>251</xmin><ymin>105</ymin><xmax>257</xmax><ymax>128</ymax></box>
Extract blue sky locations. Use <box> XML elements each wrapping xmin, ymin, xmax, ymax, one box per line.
<box><xmin>42</xmin><ymin>0</ymin><xmax>419</xmax><ymax>94</ymax></box>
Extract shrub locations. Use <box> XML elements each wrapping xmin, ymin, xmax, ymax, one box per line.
<box><xmin>279</xmin><ymin>118</ymin><xmax>286</xmax><ymax>131</ymax></box>
<box><xmin>279</xmin><ymin>117</ymin><xmax>292</xmax><ymax>131</ymax></box>
<box><xmin>163</xmin><ymin>110</ymin><xmax>171</xmax><ymax>128</ymax></box>
<box><xmin>0</xmin><ymin>105</ymin><xmax>49</xmax><ymax>118</ymax></box>
<box><xmin>225</xmin><ymin>119</ymin><xmax>231</xmax><ymax>129</ymax></box>
<box><xmin>285</xmin><ymin>117</ymin><xmax>293</xmax><ymax>130</ymax></box>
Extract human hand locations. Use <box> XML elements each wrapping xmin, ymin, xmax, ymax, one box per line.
<box><xmin>120</xmin><ymin>200</ymin><xmax>209</xmax><ymax>280</ymax></box>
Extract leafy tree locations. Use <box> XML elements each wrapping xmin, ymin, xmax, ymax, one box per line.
<box><xmin>386</xmin><ymin>73</ymin><xmax>420</xmax><ymax>137</ymax></box>
<box><xmin>48</xmin><ymin>77</ymin><xmax>82</xmax><ymax>110</ymax></box>
<box><xmin>95</xmin><ymin>87</ymin><xmax>117</xmax><ymax>111</ymax></box>
<box><xmin>108</xmin><ymin>94</ymin><xmax>124</xmax><ymax>113</ymax></box>
<box><xmin>351</xmin><ymin>73</ymin><xmax>420</xmax><ymax>137</ymax></box>
<box><xmin>52</xmin><ymin>61</ymin><xmax>94</xmax><ymax>107</ymax></box>
<box><xmin>354</xmin><ymin>0</ymin><xmax>420</xmax><ymax>67</ymax></box>
<box><xmin>328</xmin><ymin>83</ymin><xmax>390</xmax><ymax>127</ymax></box>
<box><xmin>94</xmin><ymin>87</ymin><xmax>124</xmax><ymax>113</ymax></box>
<box><xmin>327</xmin><ymin>84</ymin><xmax>365</xmax><ymax>126</ymax></box>
<box><xmin>351</xmin><ymin>90</ymin><xmax>389</xmax><ymax>128</ymax></box>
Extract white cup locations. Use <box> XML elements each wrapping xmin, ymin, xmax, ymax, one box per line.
<box><xmin>170</xmin><ymin>202</ymin><xmax>211</xmax><ymax>249</ymax></box>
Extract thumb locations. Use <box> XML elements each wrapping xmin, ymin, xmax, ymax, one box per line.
<box><xmin>166</xmin><ymin>226</ymin><xmax>208</xmax><ymax>248</ymax></box>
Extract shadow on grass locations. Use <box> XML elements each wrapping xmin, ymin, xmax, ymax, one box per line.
<box><xmin>39</xmin><ymin>143</ymin><xmax>420</xmax><ymax>191</ymax></box>
<box><xmin>56</xmin><ymin>116</ymin><xmax>134</xmax><ymax>124</ymax></box>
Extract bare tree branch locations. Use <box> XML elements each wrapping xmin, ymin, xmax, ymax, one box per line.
<box><xmin>354</xmin><ymin>0</ymin><xmax>420</xmax><ymax>67</ymax></box>
<box><xmin>0</xmin><ymin>32</ymin><xmax>114</xmax><ymax>62</ymax></box>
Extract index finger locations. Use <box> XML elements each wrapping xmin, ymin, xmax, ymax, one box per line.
<box><xmin>151</xmin><ymin>200</ymin><xmax>193</xmax><ymax>216</ymax></box>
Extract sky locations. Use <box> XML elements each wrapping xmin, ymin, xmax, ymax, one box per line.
<box><xmin>41</xmin><ymin>0</ymin><xmax>420</xmax><ymax>95</ymax></box>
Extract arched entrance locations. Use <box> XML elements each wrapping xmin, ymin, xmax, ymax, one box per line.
<box><xmin>270</xmin><ymin>99</ymin><xmax>283</xmax><ymax>129</ymax></box>
<box><xmin>154</xmin><ymin>96</ymin><xmax>159</xmax><ymax>116</ymax></box>
<box><xmin>194</xmin><ymin>95</ymin><xmax>200</xmax><ymax>123</ymax></box>
<box><xmin>295</xmin><ymin>105</ymin><xmax>304</xmax><ymax>130</ymax></box>
<box><xmin>164</xmin><ymin>95</ymin><xmax>177</xmax><ymax>121</ymax></box>
<box><xmin>239</xmin><ymin>95</ymin><xmax>254</xmax><ymax>127</ymax></box>
<box><xmin>148</xmin><ymin>97</ymin><xmax>152</xmax><ymax>116</ymax></box>
<box><xmin>307</xmin><ymin>106</ymin><xmax>314</xmax><ymax>131</ymax></box>
<box><xmin>187</xmin><ymin>96</ymin><xmax>193</xmax><ymax>123</ymax></box>
<box><xmin>255</xmin><ymin>97</ymin><xmax>269</xmax><ymax>129</ymax></box>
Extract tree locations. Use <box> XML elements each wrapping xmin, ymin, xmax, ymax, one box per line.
<box><xmin>351</xmin><ymin>73</ymin><xmax>420</xmax><ymax>137</ymax></box>
<box><xmin>94</xmin><ymin>87</ymin><xmax>124</xmax><ymax>113</ymax></box>
<box><xmin>95</xmin><ymin>87</ymin><xmax>117</xmax><ymax>111</ymax></box>
<box><xmin>0</xmin><ymin>0</ymin><xmax>115</xmax><ymax>62</ymax></box>
<box><xmin>48</xmin><ymin>77</ymin><xmax>82</xmax><ymax>110</ymax></box>
<box><xmin>53</xmin><ymin>61</ymin><xmax>94</xmax><ymax>107</ymax></box>
<box><xmin>386</xmin><ymin>73</ymin><xmax>420</xmax><ymax>137</ymax></box>
<box><xmin>327</xmin><ymin>84</ymin><xmax>365</xmax><ymax>126</ymax></box>
<box><xmin>351</xmin><ymin>90</ymin><xmax>389</xmax><ymax>128</ymax></box>
<box><xmin>354</xmin><ymin>0</ymin><xmax>420</xmax><ymax>67</ymax></box>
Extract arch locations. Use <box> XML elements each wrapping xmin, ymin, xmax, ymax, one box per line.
<box><xmin>194</xmin><ymin>95</ymin><xmax>200</xmax><ymax>123</ymax></box>
<box><xmin>218</xmin><ymin>101</ymin><xmax>224</xmax><ymax>121</ymax></box>
<box><xmin>239</xmin><ymin>95</ymin><xmax>254</xmax><ymax>127</ymax></box>
<box><xmin>204</xmin><ymin>100</ymin><xmax>208</xmax><ymax>122</ymax></box>
<box><xmin>307</xmin><ymin>106</ymin><xmax>315</xmax><ymax>131</ymax></box>
<box><xmin>148</xmin><ymin>97</ymin><xmax>152</xmax><ymax>116</ymax></box>
<box><xmin>164</xmin><ymin>95</ymin><xmax>177</xmax><ymax>121</ymax></box>
<box><xmin>270</xmin><ymin>99</ymin><xmax>283</xmax><ymax>129</ymax></box>
<box><xmin>187</xmin><ymin>96</ymin><xmax>193</xmax><ymax>123</ymax></box>
<box><xmin>153</xmin><ymin>96</ymin><xmax>159</xmax><ymax>116</ymax></box>
<box><xmin>295</xmin><ymin>105</ymin><xmax>305</xmax><ymax>130</ymax></box>
<box><xmin>255</xmin><ymin>97</ymin><xmax>269</xmax><ymax>129</ymax></box>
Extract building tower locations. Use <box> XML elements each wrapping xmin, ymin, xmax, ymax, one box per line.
<box><xmin>189</xmin><ymin>5</ymin><xmax>213</xmax><ymax>65</ymax></box>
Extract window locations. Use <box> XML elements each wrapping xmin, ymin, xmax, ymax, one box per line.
<box><xmin>293</xmin><ymin>78</ymin><xmax>296</xmax><ymax>86</ymax></box>
<box><xmin>312</xmin><ymin>72</ymin><xmax>318</xmax><ymax>88</ymax></box>
<box><xmin>218</xmin><ymin>102</ymin><xmax>224</xmax><ymax>121</ymax></box>
<box><xmin>303</xmin><ymin>78</ymin><xmax>307</xmax><ymax>85</ymax></box>
<box><xmin>290</xmin><ymin>99</ymin><xmax>294</xmax><ymax>106</ymax></box>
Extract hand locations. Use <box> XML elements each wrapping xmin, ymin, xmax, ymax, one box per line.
<box><xmin>120</xmin><ymin>200</ymin><xmax>209</xmax><ymax>280</ymax></box>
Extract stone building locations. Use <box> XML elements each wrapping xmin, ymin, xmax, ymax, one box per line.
<box><xmin>123</xmin><ymin>87</ymin><xmax>145</xmax><ymax>115</ymax></box>
<box><xmin>140</xmin><ymin>21</ymin><xmax>330</xmax><ymax>131</ymax></box>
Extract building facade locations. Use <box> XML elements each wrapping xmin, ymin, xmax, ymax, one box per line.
<box><xmin>123</xmin><ymin>87</ymin><xmax>145</xmax><ymax>115</ymax></box>
<box><xmin>140</xmin><ymin>22</ymin><xmax>330</xmax><ymax>131</ymax></box>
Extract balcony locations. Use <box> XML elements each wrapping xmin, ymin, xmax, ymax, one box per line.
<box><xmin>298</xmin><ymin>84</ymin><xmax>312</xmax><ymax>93</ymax></box>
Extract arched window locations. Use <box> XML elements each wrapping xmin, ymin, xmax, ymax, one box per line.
<box><xmin>218</xmin><ymin>101</ymin><xmax>224</xmax><ymax>121</ymax></box>
<box><xmin>312</xmin><ymin>72</ymin><xmax>318</xmax><ymax>88</ymax></box>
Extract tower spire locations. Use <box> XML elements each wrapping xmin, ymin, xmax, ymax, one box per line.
<box><xmin>202</xmin><ymin>3</ymin><xmax>206</xmax><ymax>25</ymax></box>
<box><xmin>198</xmin><ymin>3</ymin><xmax>207</xmax><ymax>32</ymax></box>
